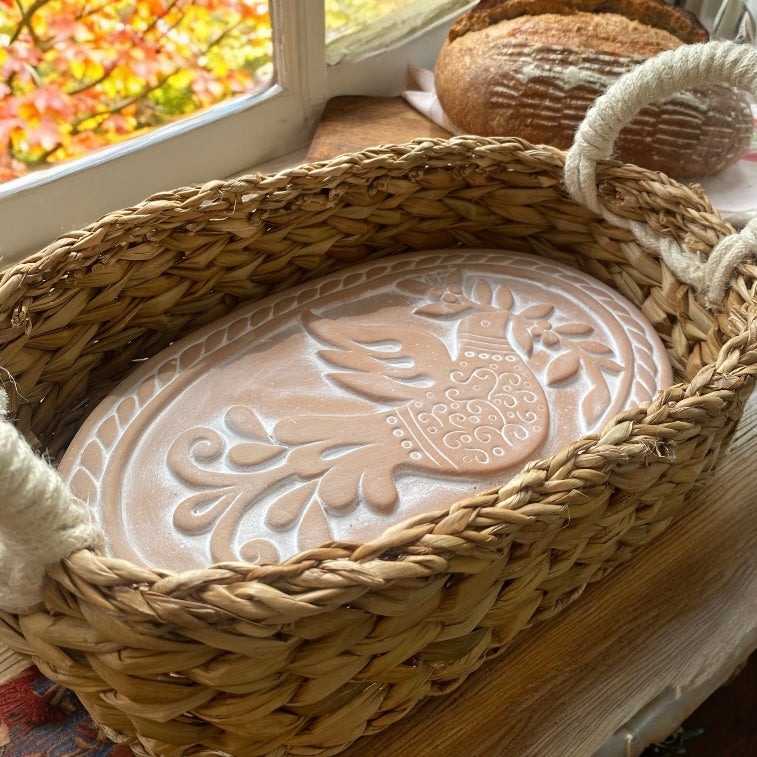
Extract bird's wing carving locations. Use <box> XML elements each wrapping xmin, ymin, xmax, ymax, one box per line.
<box><xmin>302</xmin><ymin>311</ymin><xmax>451</xmax><ymax>404</ymax></box>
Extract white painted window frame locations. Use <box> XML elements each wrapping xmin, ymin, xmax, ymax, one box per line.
<box><xmin>0</xmin><ymin>0</ymin><xmax>470</xmax><ymax>264</ymax></box>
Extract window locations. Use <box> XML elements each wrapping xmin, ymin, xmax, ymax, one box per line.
<box><xmin>0</xmin><ymin>0</ymin><xmax>471</xmax><ymax>263</ymax></box>
<box><xmin>0</xmin><ymin>0</ymin><xmax>275</xmax><ymax>184</ymax></box>
<box><xmin>326</xmin><ymin>0</ymin><xmax>471</xmax><ymax>64</ymax></box>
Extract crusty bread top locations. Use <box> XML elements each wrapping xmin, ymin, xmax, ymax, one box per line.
<box><xmin>448</xmin><ymin>0</ymin><xmax>709</xmax><ymax>44</ymax></box>
<box><xmin>481</xmin><ymin>12</ymin><xmax>683</xmax><ymax>56</ymax></box>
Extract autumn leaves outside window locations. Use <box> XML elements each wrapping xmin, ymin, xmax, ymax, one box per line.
<box><xmin>0</xmin><ymin>0</ymin><xmax>274</xmax><ymax>183</ymax></box>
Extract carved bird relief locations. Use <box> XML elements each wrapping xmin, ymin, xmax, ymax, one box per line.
<box><xmin>168</xmin><ymin>268</ymin><xmax>625</xmax><ymax>564</ymax></box>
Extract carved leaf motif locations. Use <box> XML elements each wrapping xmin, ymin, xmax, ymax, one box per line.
<box><xmin>582</xmin><ymin>381</ymin><xmax>611</xmax><ymax>426</ymax></box>
<box><xmin>512</xmin><ymin>320</ymin><xmax>533</xmax><ymax>357</ymax></box>
<box><xmin>521</xmin><ymin>303</ymin><xmax>554</xmax><ymax>319</ymax></box>
<box><xmin>225</xmin><ymin>405</ymin><xmax>268</xmax><ymax>441</ymax></box>
<box><xmin>319</xmin><ymin>464</ymin><xmax>360</xmax><ymax>514</ymax></box>
<box><xmin>173</xmin><ymin>490</ymin><xmax>237</xmax><ymax>533</ymax></box>
<box><xmin>579</xmin><ymin>340</ymin><xmax>614</xmax><ymax>355</ymax></box>
<box><xmin>361</xmin><ymin>467</ymin><xmax>400</xmax><ymax>513</ymax></box>
<box><xmin>298</xmin><ymin>502</ymin><xmax>333</xmax><ymax>552</ymax></box>
<box><xmin>594</xmin><ymin>357</ymin><xmax>624</xmax><ymax>374</ymax></box>
<box><xmin>496</xmin><ymin>283</ymin><xmax>514</xmax><ymax>311</ymax></box>
<box><xmin>266</xmin><ymin>480</ymin><xmax>317</xmax><ymax>530</ymax></box>
<box><xmin>545</xmin><ymin>351</ymin><xmax>581</xmax><ymax>386</ymax></box>
<box><xmin>555</xmin><ymin>322</ymin><xmax>594</xmax><ymax>336</ymax></box>
<box><xmin>473</xmin><ymin>278</ymin><xmax>493</xmax><ymax>306</ymax></box>
<box><xmin>228</xmin><ymin>441</ymin><xmax>286</xmax><ymax>468</ymax></box>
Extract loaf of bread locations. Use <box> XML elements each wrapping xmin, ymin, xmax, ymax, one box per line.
<box><xmin>434</xmin><ymin>0</ymin><xmax>754</xmax><ymax>177</ymax></box>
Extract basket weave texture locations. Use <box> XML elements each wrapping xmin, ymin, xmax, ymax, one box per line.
<box><xmin>1</xmin><ymin>130</ymin><xmax>757</xmax><ymax>757</ymax></box>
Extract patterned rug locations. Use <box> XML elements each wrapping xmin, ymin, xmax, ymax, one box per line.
<box><xmin>0</xmin><ymin>666</ymin><xmax>133</xmax><ymax>757</ymax></box>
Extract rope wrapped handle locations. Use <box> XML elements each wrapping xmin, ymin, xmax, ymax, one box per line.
<box><xmin>0</xmin><ymin>388</ymin><xmax>102</xmax><ymax>613</ymax></box>
<box><xmin>565</xmin><ymin>39</ymin><xmax>757</xmax><ymax>305</ymax></box>
<box><xmin>1</xmin><ymin>40</ymin><xmax>756</xmax><ymax>614</ymax></box>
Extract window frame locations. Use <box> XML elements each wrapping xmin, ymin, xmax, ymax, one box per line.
<box><xmin>0</xmin><ymin>0</ymin><xmax>470</xmax><ymax>264</ymax></box>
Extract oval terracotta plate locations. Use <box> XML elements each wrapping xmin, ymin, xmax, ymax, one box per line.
<box><xmin>59</xmin><ymin>249</ymin><xmax>673</xmax><ymax>569</ymax></box>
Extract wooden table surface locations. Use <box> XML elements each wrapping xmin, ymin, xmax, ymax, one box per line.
<box><xmin>341</xmin><ymin>392</ymin><xmax>757</xmax><ymax>756</ymax></box>
<box><xmin>2</xmin><ymin>96</ymin><xmax>757</xmax><ymax>757</ymax></box>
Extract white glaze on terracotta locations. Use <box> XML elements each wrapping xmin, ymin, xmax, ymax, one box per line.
<box><xmin>59</xmin><ymin>250</ymin><xmax>673</xmax><ymax>569</ymax></box>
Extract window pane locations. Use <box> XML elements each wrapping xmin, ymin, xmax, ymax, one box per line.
<box><xmin>325</xmin><ymin>0</ymin><xmax>472</xmax><ymax>64</ymax></box>
<box><xmin>0</xmin><ymin>0</ymin><xmax>273</xmax><ymax>184</ymax></box>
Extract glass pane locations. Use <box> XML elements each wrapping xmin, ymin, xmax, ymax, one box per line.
<box><xmin>325</xmin><ymin>0</ymin><xmax>471</xmax><ymax>63</ymax></box>
<box><xmin>326</xmin><ymin>0</ymin><xmax>408</xmax><ymax>41</ymax></box>
<box><xmin>0</xmin><ymin>0</ymin><xmax>273</xmax><ymax>184</ymax></box>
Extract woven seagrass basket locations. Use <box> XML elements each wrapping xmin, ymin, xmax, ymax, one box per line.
<box><xmin>2</xmin><ymin>41</ymin><xmax>757</xmax><ymax>757</ymax></box>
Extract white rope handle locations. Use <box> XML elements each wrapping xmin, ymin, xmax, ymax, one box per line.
<box><xmin>0</xmin><ymin>388</ymin><xmax>102</xmax><ymax>613</ymax></box>
<box><xmin>565</xmin><ymin>40</ymin><xmax>757</xmax><ymax>304</ymax></box>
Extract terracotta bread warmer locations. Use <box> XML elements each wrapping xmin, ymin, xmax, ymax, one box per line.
<box><xmin>1</xmin><ymin>41</ymin><xmax>757</xmax><ymax>757</ymax></box>
<box><xmin>56</xmin><ymin>246</ymin><xmax>674</xmax><ymax>570</ymax></box>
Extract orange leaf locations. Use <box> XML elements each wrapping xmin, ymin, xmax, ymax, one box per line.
<box><xmin>26</xmin><ymin>119</ymin><xmax>64</xmax><ymax>151</ymax></box>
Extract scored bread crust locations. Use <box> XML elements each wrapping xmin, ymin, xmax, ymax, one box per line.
<box><xmin>435</xmin><ymin>2</ymin><xmax>752</xmax><ymax>177</ymax></box>
<box><xmin>448</xmin><ymin>0</ymin><xmax>709</xmax><ymax>43</ymax></box>
<box><xmin>470</xmin><ymin>12</ymin><xmax>684</xmax><ymax>56</ymax></box>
